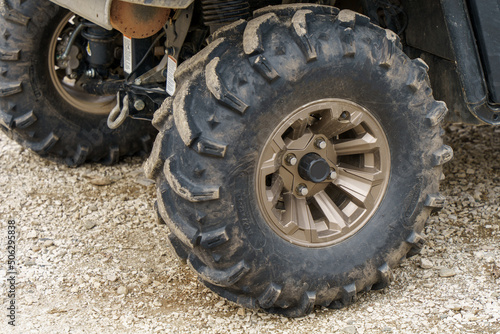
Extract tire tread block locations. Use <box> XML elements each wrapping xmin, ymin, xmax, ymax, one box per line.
<box><xmin>164</xmin><ymin>155</ymin><xmax>220</xmax><ymax>202</ymax></box>
<box><xmin>189</xmin><ymin>254</ymin><xmax>249</xmax><ymax>287</ymax></box>
<box><xmin>432</xmin><ymin>145</ymin><xmax>453</xmax><ymax>166</ymax></box>
<box><xmin>206</xmin><ymin>57</ymin><xmax>249</xmax><ymax>115</ymax></box>
<box><xmin>27</xmin><ymin>132</ymin><xmax>58</xmax><ymax>154</ymax></box>
<box><xmin>291</xmin><ymin>10</ymin><xmax>317</xmax><ymax>62</ymax></box>
<box><xmin>0</xmin><ymin>82</ymin><xmax>22</xmax><ymax>97</ymax></box>
<box><xmin>0</xmin><ymin>0</ymin><xmax>30</xmax><ymax>26</ymax></box>
<box><xmin>257</xmin><ymin>283</ymin><xmax>282</xmax><ymax>309</ymax></box>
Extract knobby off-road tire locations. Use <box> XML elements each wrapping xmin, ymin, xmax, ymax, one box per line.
<box><xmin>145</xmin><ymin>5</ymin><xmax>452</xmax><ymax>317</ymax></box>
<box><xmin>0</xmin><ymin>0</ymin><xmax>156</xmax><ymax>166</ymax></box>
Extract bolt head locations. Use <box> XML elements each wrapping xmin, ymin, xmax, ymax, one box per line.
<box><xmin>86</xmin><ymin>68</ymin><xmax>96</xmax><ymax>78</ymax></box>
<box><xmin>296</xmin><ymin>184</ymin><xmax>309</xmax><ymax>196</ymax></box>
<box><xmin>134</xmin><ymin>99</ymin><xmax>146</xmax><ymax>111</ymax></box>
<box><xmin>285</xmin><ymin>154</ymin><xmax>298</xmax><ymax>166</ymax></box>
<box><xmin>315</xmin><ymin>138</ymin><xmax>327</xmax><ymax>149</ymax></box>
<box><xmin>329</xmin><ymin>170</ymin><xmax>338</xmax><ymax>180</ymax></box>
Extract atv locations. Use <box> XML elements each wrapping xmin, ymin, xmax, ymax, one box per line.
<box><xmin>1</xmin><ymin>0</ymin><xmax>498</xmax><ymax>317</ymax></box>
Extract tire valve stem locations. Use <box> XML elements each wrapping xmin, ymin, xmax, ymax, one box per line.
<box><xmin>285</xmin><ymin>154</ymin><xmax>298</xmax><ymax>166</ymax></box>
<box><xmin>296</xmin><ymin>184</ymin><xmax>309</xmax><ymax>196</ymax></box>
<box><xmin>329</xmin><ymin>169</ymin><xmax>338</xmax><ymax>180</ymax></box>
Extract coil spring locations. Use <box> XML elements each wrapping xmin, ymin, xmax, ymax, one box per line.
<box><xmin>201</xmin><ymin>0</ymin><xmax>250</xmax><ymax>27</ymax></box>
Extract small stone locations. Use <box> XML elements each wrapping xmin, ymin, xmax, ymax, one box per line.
<box><xmin>484</xmin><ymin>256</ymin><xmax>495</xmax><ymax>264</ymax></box>
<box><xmin>84</xmin><ymin>221</ymin><xmax>97</xmax><ymax>230</ymax></box>
<box><xmin>439</xmin><ymin>268</ymin><xmax>456</xmax><ymax>277</ymax></box>
<box><xmin>446</xmin><ymin>304</ymin><xmax>462</xmax><ymax>311</ymax></box>
<box><xmin>420</xmin><ymin>258</ymin><xmax>434</xmax><ymax>269</ymax></box>
<box><xmin>107</xmin><ymin>274</ymin><xmax>118</xmax><ymax>282</ymax></box>
<box><xmin>466</xmin><ymin>168</ymin><xmax>475</xmax><ymax>174</ymax></box>
<box><xmin>464</xmin><ymin>313</ymin><xmax>478</xmax><ymax>322</ymax></box>
<box><xmin>341</xmin><ymin>325</ymin><xmax>357</xmax><ymax>334</ymax></box>
<box><xmin>117</xmin><ymin>286</ymin><xmax>128</xmax><ymax>295</ymax></box>
<box><xmin>43</xmin><ymin>240</ymin><xmax>54</xmax><ymax>247</ymax></box>
<box><xmin>32</xmin><ymin>245</ymin><xmax>41</xmax><ymax>252</ymax></box>
<box><xmin>145</xmin><ymin>288</ymin><xmax>154</xmax><ymax>294</ymax></box>
<box><xmin>26</xmin><ymin>230</ymin><xmax>37</xmax><ymax>239</ymax></box>
<box><xmin>135</xmin><ymin>177</ymin><xmax>155</xmax><ymax>187</ymax></box>
<box><xmin>237</xmin><ymin>308</ymin><xmax>245</xmax><ymax>316</ymax></box>
<box><xmin>70</xmin><ymin>286</ymin><xmax>79</xmax><ymax>293</ymax></box>
<box><xmin>87</xmin><ymin>176</ymin><xmax>114</xmax><ymax>186</ymax></box>
<box><xmin>140</xmin><ymin>276</ymin><xmax>152</xmax><ymax>285</ymax></box>
<box><xmin>423</xmin><ymin>270</ymin><xmax>435</xmax><ymax>278</ymax></box>
<box><xmin>474</xmin><ymin>251</ymin><xmax>485</xmax><ymax>259</ymax></box>
<box><xmin>215</xmin><ymin>300</ymin><xmax>225</xmax><ymax>308</ymax></box>
<box><xmin>89</xmin><ymin>205</ymin><xmax>98</xmax><ymax>212</ymax></box>
<box><xmin>367</xmin><ymin>307</ymin><xmax>374</xmax><ymax>313</ymax></box>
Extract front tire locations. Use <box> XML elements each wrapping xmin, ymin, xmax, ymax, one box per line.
<box><xmin>146</xmin><ymin>5</ymin><xmax>451</xmax><ymax>316</ymax></box>
<box><xmin>0</xmin><ymin>0</ymin><xmax>156</xmax><ymax>166</ymax></box>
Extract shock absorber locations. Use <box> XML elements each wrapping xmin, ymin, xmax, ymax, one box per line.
<box><xmin>81</xmin><ymin>23</ymin><xmax>117</xmax><ymax>78</ymax></box>
<box><xmin>201</xmin><ymin>0</ymin><xmax>250</xmax><ymax>32</ymax></box>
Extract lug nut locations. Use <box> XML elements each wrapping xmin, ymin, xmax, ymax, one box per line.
<box><xmin>134</xmin><ymin>99</ymin><xmax>145</xmax><ymax>111</ymax></box>
<box><xmin>315</xmin><ymin>138</ymin><xmax>327</xmax><ymax>149</ymax></box>
<box><xmin>328</xmin><ymin>169</ymin><xmax>338</xmax><ymax>180</ymax></box>
<box><xmin>285</xmin><ymin>154</ymin><xmax>298</xmax><ymax>166</ymax></box>
<box><xmin>86</xmin><ymin>68</ymin><xmax>96</xmax><ymax>78</ymax></box>
<box><xmin>296</xmin><ymin>184</ymin><xmax>309</xmax><ymax>196</ymax></box>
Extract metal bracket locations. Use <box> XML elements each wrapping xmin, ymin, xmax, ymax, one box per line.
<box><xmin>165</xmin><ymin>4</ymin><xmax>194</xmax><ymax>59</ymax></box>
<box><xmin>107</xmin><ymin>94</ymin><xmax>130</xmax><ymax>129</ymax></box>
<box><xmin>134</xmin><ymin>4</ymin><xmax>194</xmax><ymax>91</ymax></box>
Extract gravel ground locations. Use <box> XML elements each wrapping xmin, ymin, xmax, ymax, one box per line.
<box><xmin>0</xmin><ymin>124</ymin><xmax>499</xmax><ymax>334</ymax></box>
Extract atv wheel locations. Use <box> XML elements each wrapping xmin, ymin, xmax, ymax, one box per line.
<box><xmin>146</xmin><ymin>5</ymin><xmax>451</xmax><ymax>317</ymax></box>
<box><xmin>0</xmin><ymin>1</ymin><xmax>156</xmax><ymax>166</ymax></box>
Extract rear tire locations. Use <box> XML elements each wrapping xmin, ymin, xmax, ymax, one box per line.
<box><xmin>146</xmin><ymin>5</ymin><xmax>451</xmax><ymax>316</ymax></box>
<box><xmin>0</xmin><ymin>0</ymin><xmax>156</xmax><ymax>166</ymax></box>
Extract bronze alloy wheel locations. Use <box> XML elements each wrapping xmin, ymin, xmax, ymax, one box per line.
<box><xmin>48</xmin><ymin>12</ymin><xmax>115</xmax><ymax>115</ymax></box>
<box><xmin>256</xmin><ymin>99</ymin><xmax>390</xmax><ymax>247</ymax></box>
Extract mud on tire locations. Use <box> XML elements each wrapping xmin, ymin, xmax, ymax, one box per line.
<box><xmin>0</xmin><ymin>0</ymin><xmax>156</xmax><ymax>166</ymax></box>
<box><xmin>146</xmin><ymin>4</ymin><xmax>451</xmax><ymax>317</ymax></box>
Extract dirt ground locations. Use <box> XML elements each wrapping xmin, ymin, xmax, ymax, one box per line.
<box><xmin>0</xmin><ymin>124</ymin><xmax>499</xmax><ymax>333</ymax></box>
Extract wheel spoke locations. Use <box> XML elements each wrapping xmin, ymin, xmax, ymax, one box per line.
<box><xmin>314</xmin><ymin>190</ymin><xmax>348</xmax><ymax>230</ymax></box>
<box><xmin>266</xmin><ymin>176</ymin><xmax>284</xmax><ymax>206</ymax></box>
<box><xmin>259</xmin><ymin>137</ymin><xmax>285</xmax><ymax>176</ymax></box>
<box><xmin>260</xmin><ymin>158</ymin><xmax>278</xmax><ymax>177</ymax></box>
<box><xmin>338</xmin><ymin>164</ymin><xmax>385</xmax><ymax>186</ymax></box>
<box><xmin>280</xmin><ymin>193</ymin><xmax>300</xmax><ymax>235</ymax></box>
<box><xmin>295</xmin><ymin>197</ymin><xmax>314</xmax><ymax>241</ymax></box>
<box><xmin>311</xmin><ymin>109</ymin><xmax>363</xmax><ymax>138</ymax></box>
<box><xmin>289</xmin><ymin>117</ymin><xmax>309</xmax><ymax>140</ymax></box>
<box><xmin>334</xmin><ymin>132</ymin><xmax>378</xmax><ymax>156</ymax></box>
<box><xmin>334</xmin><ymin>166</ymin><xmax>383</xmax><ymax>209</ymax></box>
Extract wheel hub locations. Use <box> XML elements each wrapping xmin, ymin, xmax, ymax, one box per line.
<box><xmin>298</xmin><ymin>153</ymin><xmax>331</xmax><ymax>183</ymax></box>
<box><xmin>256</xmin><ymin>99</ymin><xmax>391</xmax><ymax>248</ymax></box>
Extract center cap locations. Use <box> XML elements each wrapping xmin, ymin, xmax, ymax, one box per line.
<box><xmin>298</xmin><ymin>153</ymin><xmax>331</xmax><ymax>183</ymax></box>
